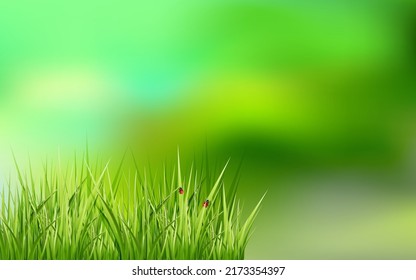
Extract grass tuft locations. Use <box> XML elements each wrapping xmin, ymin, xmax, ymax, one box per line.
<box><xmin>0</xmin><ymin>151</ymin><xmax>265</xmax><ymax>260</ymax></box>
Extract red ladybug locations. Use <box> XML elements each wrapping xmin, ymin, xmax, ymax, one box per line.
<box><xmin>203</xmin><ymin>199</ymin><xmax>209</xmax><ymax>208</ymax></box>
<box><xmin>179</xmin><ymin>187</ymin><xmax>184</xmax><ymax>195</ymax></box>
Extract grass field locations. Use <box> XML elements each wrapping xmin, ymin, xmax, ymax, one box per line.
<box><xmin>0</xmin><ymin>149</ymin><xmax>265</xmax><ymax>260</ymax></box>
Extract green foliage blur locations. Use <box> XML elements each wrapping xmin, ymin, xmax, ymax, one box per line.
<box><xmin>0</xmin><ymin>0</ymin><xmax>416</xmax><ymax>259</ymax></box>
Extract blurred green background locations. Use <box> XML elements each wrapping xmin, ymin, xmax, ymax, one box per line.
<box><xmin>1</xmin><ymin>0</ymin><xmax>416</xmax><ymax>259</ymax></box>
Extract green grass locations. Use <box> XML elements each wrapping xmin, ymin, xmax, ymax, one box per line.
<box><xmin>0</xmin><ymin>149</ymin><xmax>265</xmax><ymax>260</ymax></box>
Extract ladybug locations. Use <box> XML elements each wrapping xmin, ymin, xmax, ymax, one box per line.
<box><xmin>203</xmin><ymin>199</ymin><xmax>209</xmax><ymax>208</ymax></box>
<box><xmin>179</xmin><ymin>187</ymin><xmax>184</xmax><ymax>195</ymax></box>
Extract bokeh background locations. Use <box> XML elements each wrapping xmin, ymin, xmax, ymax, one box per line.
<box><xmin>1</xmin><ymin>0</ymin><xmax>416</xmax><ymax>259</ymax></box>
